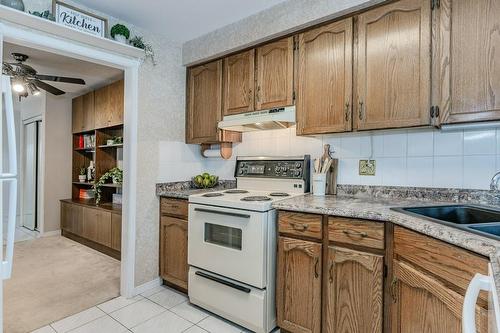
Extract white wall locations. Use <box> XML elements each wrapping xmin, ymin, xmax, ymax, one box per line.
<box><xmin>43</xmin><ymin>94</ymin><xmax>72</xmax><ymax>233</ymax></box>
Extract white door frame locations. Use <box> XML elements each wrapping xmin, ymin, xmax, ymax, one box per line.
<box><xmin>0</xmin><ymin>22</ymin><xmax>140</xmax><ymax>298</ymax></box>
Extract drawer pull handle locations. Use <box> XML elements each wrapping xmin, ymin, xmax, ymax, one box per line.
<box><xmin>290</xmin><ymin>222</ymin><xmax>309</xmax><ymax>232</ymax></box>
<box><xmin>195</xmin><ymin>271</ymin><xmax>251</xmax><ymax>293</ymax></box>
<box><xmin>391</xmin><ymin>278</ymin><xmax>398</xmax><ymax>303</ymax></box>
<box><xmin>342</xmin><ymin>229</ymin><xmax>368</xmax><ymax>238</ymax></box>
<box><xmin>329</xmin><ymin>262</ymin><xmax>334</xmax><ymax>283</ymax></box>
<box><xmin>314</xmin><ymin>258</ymin><xmax>319</xmax><ymax>279</ymax></box>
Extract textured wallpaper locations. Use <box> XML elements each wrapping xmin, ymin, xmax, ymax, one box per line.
<box><xmin>20</xmin><ymin>0</ymin><xmax>186</xmax><ymax>286</ymax></box>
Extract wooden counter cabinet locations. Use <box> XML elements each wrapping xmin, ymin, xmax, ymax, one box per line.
<box><xmin>159</xmin><ymin>198</ymin><xmax>189</xmax><ymax>291</ymax></box>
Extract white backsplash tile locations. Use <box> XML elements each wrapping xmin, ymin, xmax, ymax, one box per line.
<box><xmin>407</xmin><ymin>157</ymin><xmax>433</xmax><ymax>187</ymax></box>
<box><xmin>407</xmin><ymin>130</ymin><xmax>434</xmax><ymax>157</ymax></box>
<box><xmin>463</xmin><ymin>155</ymin><xmax>496</xmax><ymax>189</ymax></box>
<box><xmin>383</xmin><ymin>132</ymin><xmax>408</xmax><ymax>157</ymax></box>
<box><xmin>433</xmin><ymin>156</ymin><xmax>464</xmax><ymax>188</ymax></box>
<box><xmin>175</xmin><ymin>125</ymin><xmax>500</xmax><ymax>190</ymax></box>
<box><xmin>464</xmin><ymin>129</ymin><xmax>496</xmax><ymax>155</ymax></box>
<box><xmin>434</xmin><ymin>131</ymin><xmax>464</xmax><ymax>156</ymax></box>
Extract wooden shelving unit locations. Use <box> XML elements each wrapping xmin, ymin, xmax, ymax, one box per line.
<box><xmin>62</xmin><ymin>79</ymin><xmax>124</xmax><ymax>259</ymax></box>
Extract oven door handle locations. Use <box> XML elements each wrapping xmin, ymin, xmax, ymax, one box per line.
<box><xmin>195</xmin><ymin>271</ymin><xmax>251</xmax><ymax>293</ymax></box>
<box><xmin>194</xmin><ymin>208</ymin><xmax>251</xmax><ymax>219</ymax></box>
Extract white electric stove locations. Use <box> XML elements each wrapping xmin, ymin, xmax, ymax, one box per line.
<box><xmin>188</xmin><ymin>156</ymin><xmax>310</xmax><ymax>333</ymax></box>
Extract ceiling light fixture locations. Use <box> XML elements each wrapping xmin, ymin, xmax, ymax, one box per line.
<box><xmin>28</xmin><ymin>83</ymin><xmax>41</xmax><ymax>96</ymax></box>
<box><xmin>12</xmin><ymin>81</ymin><xmax>25</xmax><ymax>93</ymax></box>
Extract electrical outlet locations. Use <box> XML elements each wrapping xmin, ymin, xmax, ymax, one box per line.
<box><xmin>359</xmin><ymin>160</ymin><xmax>376</xmax><ymax>176</ymax></box>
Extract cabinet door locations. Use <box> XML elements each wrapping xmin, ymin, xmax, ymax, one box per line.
<box><xmin>255</xmin><ymin>37</ymin><xmax>294</xmax><ymax>110</ymax></box>
<box><xmin>95</xmin><ymin>80</ymin><xmax>124</xmax><ymax>129</ymax></box>
<box><xmin>186</xmin><ymin>60</ymin><xmax>222</xmax><ymax>144</ymax></box>
<box><xmin>223</xmin><ymin>50</ymin><xmax>255</xmax><ymax>115</ymax></box>
<box><xmin>107</xmin><ymin>79</ymin><xmax>124</xmax><ymax>127</ymax></box>
<box><xmin>297</xmin><ymin>19</ymin><xmax>353</xmax><ymax>135</ymax></box>
<box><xmin>111</xmin><ymin>213</ymin><xmax>121</xmax><ymax>251</ymax></box>
<box><xmin>61</xmin><ymin>202</ymin><xmax>73</xmax><ymax>232</ymax></box>
<box><xmin>325</xmin><ymin>246</ymin><xmax>383</xmax><ymax>333</ymax></box>
<box><xmin>277</xmin><ymin>236</ymin><xmax>322</xmax><ymax>333</ymax></box>
<box><xmin>436</xmin><ymin>0</ymin><xmax>500</xmax><ymax>124</ymax></box>
<box><xmin>160</xmin><ymin>216</ymin><xmax>188</xmax><ymax>290</ymax></box>
<box><xmin>72</xmin><ymin>204</ymin><xmax>83</xmax><ymax>236</ymax></box>
<box><xmin>355</xmin><ymin>0</ymin><xmax>431</xmax><ymax>130</ymax></box>
<box><xmin>72</xmin><ymin>96</ymin><xmax>84</xmax><ymax>133</ymax></box>
<box><xmin>82</xmin><ymin>91</ymin><xmax>95</xmax><ymax>131</ymax></box>
<box><xmin>392</xmin><ymin>260</ymin><xmax>488</xmax><ymax>333</ymax></box>
<box><xmin>83</xmin><ymin>207</ymin><xmax>98</xmax><ymax>241</ymax></box>
<box><xmin>95</xmin><ymin>210</ymin><xmax>112</xmax><ymax>248</ymax></box>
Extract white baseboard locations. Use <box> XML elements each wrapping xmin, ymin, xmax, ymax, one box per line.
<box><xmin>41</xmin><ymin>230</ymin><xmax>61</xmax><ymax>237</ymax></box>
<box><xmin>133</xmin><ymin>277</ymin><xmax>162</xmax><ymax>295</ymax></box>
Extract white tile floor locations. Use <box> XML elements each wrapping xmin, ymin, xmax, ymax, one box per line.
<box><xmin>3</xmin><ymin>225</ymin><xmax>39</xmax><ymax>243</ymax></box>
<box><xmin>31</xmin><ymin>285</ymin><xmax>251</xmax><ymax>333</ymax></box>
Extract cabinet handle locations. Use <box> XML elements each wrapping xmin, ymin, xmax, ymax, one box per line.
<box><xmin>345</xmin><ymin>102</ymin><xmax>350</xmax><ymax>122</ymax></box>
<box><xmin>342</xmin><ymin>229</ymin><xmax>368</xmax><ymax>238</ymax></box>
<box><xmin>248</xmin><ymin>89</ymin><xmax>253</xmax><ymax>102</ymax></box>
<box><xmin>256</xmin><ymin>86</ymin><xmax>261</xmax><ymax>103</ymax></box>
<box><xmin>314</xmin><ymin>258</ymin><xmax>319</xmax><ymax>279</ymax></box>
<box><xmin>290</xmin><ymin>222</ymin><xmax>309</xmax><ymax>232</ymax></box>
<box><xmin>358</xmin><ymin>101</ymin><xmax>364</xmax><ymax>120</ymax></box>
<box><xmin>391</xmin><ymin>278</ymin><xmax>398</xmax><ymax>303</ymax></box>
<box><xmin>329</xmin><ymin>262</ymin><xmax>334</xmax><ymax>283</ymax></box>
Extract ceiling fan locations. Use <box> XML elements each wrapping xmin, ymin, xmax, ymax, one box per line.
<box><xmin>2</xmin><ymin>52</ymin><xmax>86</xmax><ymax>99</ymax></box>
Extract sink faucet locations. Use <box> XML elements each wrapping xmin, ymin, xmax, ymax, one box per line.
<box><xmin>491</xmin><ymin>172</ymin><xmax>500</xmax><ymax>191</ymax></box>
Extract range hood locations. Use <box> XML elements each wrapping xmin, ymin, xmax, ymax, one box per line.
<box><xmin>218</xmin><ymin>106</ymin><xmax>295</xmax><ymax>132</ymax></box>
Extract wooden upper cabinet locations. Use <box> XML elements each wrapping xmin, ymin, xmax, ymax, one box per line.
<box><xmin>355</xmin><ymin>0</ymin><xmax>431</xmax><ymax>130</ymax></box>
<box><xmin>72</xmin><ymin>92</ymin><xmax>94</xmax><ymax>133</ymax></box>
<box><xmin>436</xmin><ymin>0</ymin><xmax>500</xmax><ymax>124</ymax></box>
<box><xmin>72</xmin><ymin>96</ymin><xmax>84</xmax><ymax>133</ymax></box>
<box><xmin>297</xmin><ymin>19</ymin><xmax>353</xmax><ymax>135</ymax></box>
<box><xmin>255</xmin><ymin>37</ymin><xmax>294</xmax><ymax>110</ymax></box>
<box><xmin>277</xmin><ymin>236</ymin><xmax>322</xmax><ymax>333</ymax></box>
<box><xmin>186</xmin><ymin>60</ymin><xmax>222</xmax><ymax>144</ymax></box>
<box><xmin>393</xmin><ymin>260</ymin><xmax>488</xmax><ymax>333</ymax></box>
<box><xmin>223</xmin><ymin>50</ymin><xmax>255</xmax><ymax>115</ymax></box>
<box><xmin>95</xmin><ymin>79</ymin><xmax>124</xmax><ymax>129</ymax></box>
<box><xmin>325</xmin><ymin>246</ymin><xmax>383</xmax><ymax>333</ymax></box>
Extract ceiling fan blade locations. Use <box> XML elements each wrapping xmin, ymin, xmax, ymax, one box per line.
<box><xmin>35</xmin><ymin>75</ymin><xmax>85</xmax><ymax>85</ymax></box>
<box><xmin>33</xmin><ymin>79</ymin><xmax>65</xmax><ymax>95</ymax></box>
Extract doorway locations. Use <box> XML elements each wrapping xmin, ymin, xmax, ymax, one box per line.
<box><xmin>21</xmin><ymin>118</ymin><xmax>41</xmax><ymax>231</ymax></box>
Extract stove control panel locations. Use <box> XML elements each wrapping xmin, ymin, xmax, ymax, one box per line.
<box><xmin>235</xmin><ymin>156</ymin><xmax>310</xmax><ymax>180</ymax></box>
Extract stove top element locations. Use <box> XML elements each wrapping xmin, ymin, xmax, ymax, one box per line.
<box><xmin>241</xmin><ymin>196</ymin><xmax>272</xmax><ymax>202</ymax></box>
<box><xmin>269</xmin><ymin>192</ymin><xmax>290</xmax><ymax>197</ymax></box>
<box><xmin>224</xmin><ymin>189</ymin><xmax>249</xmax><ymax>194</ymax></box>
<box><xmin>202</xmin><ymin>193</ymin><xmax>224</xmax><ymax>197</ymax></box>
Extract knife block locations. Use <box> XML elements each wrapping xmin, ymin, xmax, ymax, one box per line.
<box><xmin>325</xmin><ymin>158</ymin><xmax>339</xmax><ymax>195</ymax></box>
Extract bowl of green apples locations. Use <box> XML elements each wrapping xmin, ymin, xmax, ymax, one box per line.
<box><xmin>192</xmin><ymin>172</ymin><xmax>219</xmax><ymax>189</ymax></box>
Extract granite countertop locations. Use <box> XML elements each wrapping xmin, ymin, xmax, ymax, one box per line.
<box><xmin>156</xmin><ymin>180</ymin><xmax>236</xmax><ymax>199</ymax></box>
<box><xmin>272</xmin><ymin>188</ymin><xmax>500</xmax><ymax>306</ymax></box>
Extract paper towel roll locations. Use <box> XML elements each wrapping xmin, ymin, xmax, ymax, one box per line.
<box><xmin>201</xmin><ymin>146</ymin><xmax>221</xmax><ymax>158</ymax></box>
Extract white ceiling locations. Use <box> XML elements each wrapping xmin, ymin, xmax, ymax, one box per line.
<box><xmin>3</xmin><ymin>42</ymin><xmax>123</xmax><ymax>97</ymax></box>
<box><xmin>73</xmin><ymin>0</ymin><xmax>288</xmax><ymax>43</ymax></box>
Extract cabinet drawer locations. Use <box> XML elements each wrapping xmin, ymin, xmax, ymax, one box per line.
<box><xmin>328</xmin><ymin>217</ymin><xmax>384</xmax><ymax>250</ymax></box>
<box><xmin>278</xmin><ymin>211</ymin><xmax>322</xmax><ymax>239</ymax></box>
<box><xmin>160</xmin><ymin>198</ymin><xmax>188</xmax><ymax>218</ymax></box>
<box><xmin>394</xmin><ymin>226</ymin><xmax>488</xmax><ymax>295</ymax></box>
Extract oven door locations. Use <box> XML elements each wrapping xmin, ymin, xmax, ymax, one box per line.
<box><xmin>188</xmin><ymin>204</ymin><xmax>268</xmax><ymax>289</ymax></box>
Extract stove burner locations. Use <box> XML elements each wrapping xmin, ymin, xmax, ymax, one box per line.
<box><xmin>269</xmin><ymin>192</ymin><xmax>290</xmax><ymax>197</ymax></box>
<box><xmin>202</xmin><ymin>193</ymin><xmax>224</xmax><ymax>197</ymax></box>
<box><xmin>241</xmin><ymin>196</ymin><xmax>272</xmax><ymax>202</ymax></box>
<box><xmin>224</xmin><ymin>189</ymin><xmax>249</xmax><ymax>194</ymax></box>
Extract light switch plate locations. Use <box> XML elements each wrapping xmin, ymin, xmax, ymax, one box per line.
<box><xmin>359</xmin><ymin>160</ymin><xmax>376</xmax><ymax>176</ymax></box>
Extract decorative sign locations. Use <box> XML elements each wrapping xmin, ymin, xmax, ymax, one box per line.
<box><xmin>53</xmin><ymin>0</ymin><xmax>108</xmax><ymax>37</ymax></box>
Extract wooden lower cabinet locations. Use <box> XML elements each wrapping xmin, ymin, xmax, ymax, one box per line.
<box><xmin>160</xmin><ymin>216</ymin><xmax>188</xmax><ymax>290</ymax></box>
<box><xmin>277</xmin><ymin>236</ymin><xmax>322</xmax><ymax>333</ymax></box>
<box><xmin>325</xmin><ymin>246</ymin><xmax>383</xmax><ymax>333</ymax></box>
<box><xmin>392</xmin><ymin>259</ymin><xmax>488</xmax><ymax>333</ymax></box>
<box><xmin>60</xmin><ymin>200</ymin><xmax>121</xmax><ymax>259</ymax></box>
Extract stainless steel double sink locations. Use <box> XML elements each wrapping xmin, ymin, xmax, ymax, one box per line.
<box><xmin>391</xmin><ymin>205</ymin><xmax>500</xmax><ymax>241</ymax></box>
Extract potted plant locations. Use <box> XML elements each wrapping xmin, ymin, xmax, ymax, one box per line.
<box><xmin>129</xmin><ymin>36</ymin><xmax>156</xmax><ymax>65</ymax></box>
<box><xmin>94</xmin><ymin>167</ymin><xmax>123</xmax><ymax>204</ymax></box>
<box><xmin>110</xmin><ymin>24</ymin><xmax>130</xmax><ymax>44</ymax></box>
<box><xmin>78</xmin><ymin>167</ymin><xmax>87</xmax><ymax>182</ymax></box>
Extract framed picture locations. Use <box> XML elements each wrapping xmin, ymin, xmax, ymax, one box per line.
<box><xmin>52</xmin><ymin>0</ymin><xmax>108</xmax><ymax>38</ymax></box>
